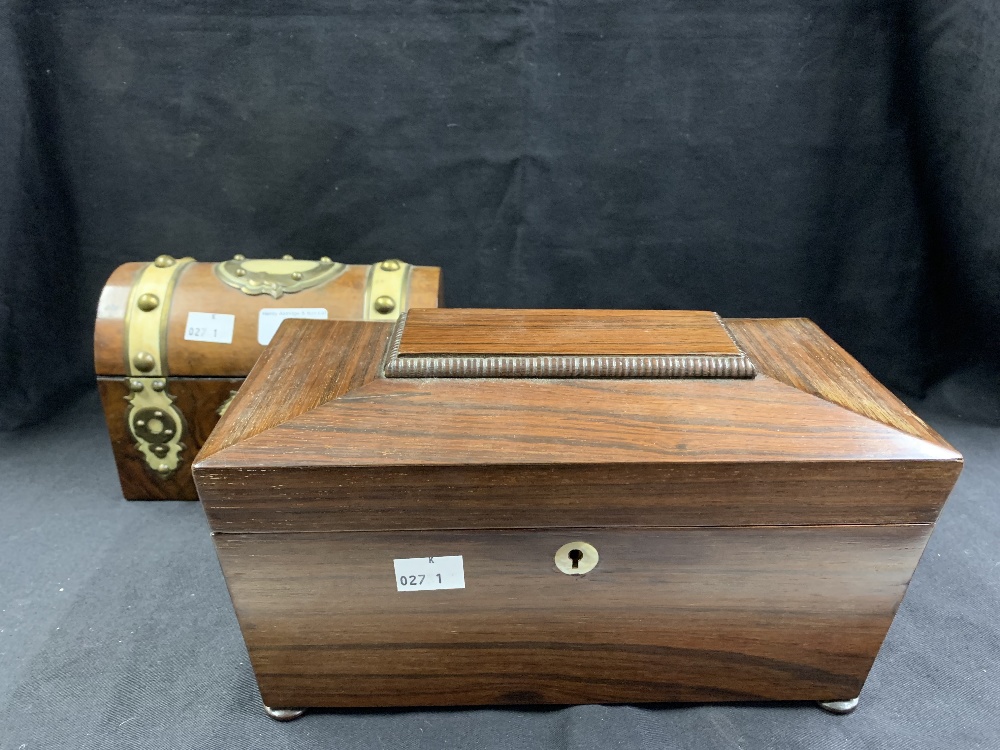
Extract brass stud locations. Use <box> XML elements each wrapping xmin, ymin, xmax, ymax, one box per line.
<box><xmin>163</xmin><ymin>429</ymin><xmax>174</xmax><ymax>436</ymax></box>
<box><xmin>320</xmin><ymin>256</ymin><xmax>332</xmax><ymax>264</ymax></box>
<box><xmin>151</xmin><ymin>379</ymin><xmax>165</xmax><ymax>392</ymax></box>
<box><xmin>152</xmin><ymin>445</ymin><xmax>168</xmax><ymax>457</ymax></box>
<box><xmin>153</xmin><ymin>255</ymin><xmax>175</xmax><ymax>268</ymax></box>
<box><xmin>282</xmin><ymin>254</ymin><xmax>294</xmax><ymax>260</ymax></box>
<box><xmin>291</xmin><ymin>271</ymin><xmax>303</xmax><ymax>281</ymax></box>
<box><xmin>233</xmin><ymin>254</ymin><xmax>246</xmax><ymax>261</ymax></box>
<box><xmin>128</xmin><ymin>379</ymin><xmax>144</xmax><ymax>392</ymax></box>
<box><xmin>379</xmin><ymin>259</ymin><xmax>401</xmax><ymax>272</ymax></box>
<box><xmin>373</xmin><ymin>295</ymin><xmax>396</xmax><ymax>315</ymax></box>
<box><xmin>137</xmin><ymin>293</ymin><xmax>160</xmax><ymax>312</ymax></box>
<box><xmin>235</xmin><ymin>268</ymin><xmax>246</xmax><ymax>277</ymax></box>
<box><xmin>136</xmin><ymin>420</ymin><xmax>146</xmax><ymax>427</ymax></box>
<box><xmin>133</xmin><ymin>351</ymin><xmax>155</xmax><ymax>372</ymax></box>
<box><xmin>157</xmin><ymin>463</ymin><xmax>170</xmax><ymax>474</ymax></box>
<box><xmin>153</xmin><ymin>410</ymin><xmax>163</xmax><ymax>418</ymax></box>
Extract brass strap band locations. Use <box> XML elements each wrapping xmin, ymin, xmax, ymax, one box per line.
<box><xmin>124</xmin><ymin>255</ymin><xmax>194</xmax><ymax>377</ymax></box>
<box><xmin>363</xmin><ymin>259</ymin><xmax>412</xmax><ymax>321</ymax></box>
<box><xmin>122</xmin><ymin>255</ymin><xmax>193</xmax><ymax>479</ymax></box>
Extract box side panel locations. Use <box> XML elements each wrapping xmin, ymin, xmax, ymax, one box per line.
<box><xmin>214</xmin><ymin>525</ymin><xmax>931</xmax><ymax>708</ymax></box>
<box><xmin>98</xmin><ymin>376</ymin><xmax>244</xmax><ymax>500</ymax></box>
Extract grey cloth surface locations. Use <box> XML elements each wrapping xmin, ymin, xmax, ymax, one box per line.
<box><xmin>0</xmin><ymin>391</ymin><xmax>997</xmax><ymax>749</ymax></box>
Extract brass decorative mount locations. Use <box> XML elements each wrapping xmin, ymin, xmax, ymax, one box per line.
<box><xmin>214</xmin><ymin>255</ymin><xmax>347</xmax><ymax>299</ymax></box>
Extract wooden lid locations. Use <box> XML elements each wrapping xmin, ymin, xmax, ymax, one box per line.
<box><xmin>194</xmin><ymin>313</ymin><xmax>961</xmax><ymax>534</ymax></box>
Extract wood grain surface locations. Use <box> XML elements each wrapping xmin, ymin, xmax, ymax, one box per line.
<box><xmin>196</xmin><ymin>318</ymin><xmax>961</xmax><ymax>532</ymax></box>
<box><xmin>196</xmin><ymin>319</ymin><xmax>394</xmax><ymax>461</ymax></box>
<box><xmin>98</xmin><ymin>376</ymin><xmax>243</xmax><ymax>500</ymax></box>
<box><xmin>194</xmin><ymin>315</ymin><xmax>962</xmax><ymax>709</ymax></box>
<box><xmin>395</xmin><ymin>309</ymin><xmax>742</xmax><ymax>356</ymax></box>
<box><xmin>727</xmin><ymin>318</ymin><xmax>952</xmax><ymax>447</ymax></box>
<box><xmin>215</xmin><ymin>524</ymin><xmax>931</xmax><ymax>707</ymax></box>
<box><xmin>199</xmin><ymin>458</ymin><xmax>957</xmax><ymax>533</ymax></box>
<box><xmin>93</xmin><ymin>262</ymin><xmax>144</xmax><ymax>377</ymax></box>
<box><xmin>94</xmin><ymin>262</ymin><xmax>441</xmax><ymax>376</ymax></box>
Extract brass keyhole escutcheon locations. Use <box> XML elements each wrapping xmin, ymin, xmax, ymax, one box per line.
<box><xmin>555</xmin><ymin>541</ymin><xmax>599</xmax><ymax>575</ymax></box>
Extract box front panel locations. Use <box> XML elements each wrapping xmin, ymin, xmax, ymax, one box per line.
<box><xmin>214</xmin><ymin>525</ymin><xmax>930</xmax><ymax>708</ymax></box>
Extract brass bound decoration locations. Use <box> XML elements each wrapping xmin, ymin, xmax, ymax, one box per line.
<box><xmin>192</xmin><ymin>309</ymin><xmax>962</xmax><ymax>720</ymax></box>
<box><xmin>214</xmin><ymin>256</ymin><xmax>346</xmax><ymax>298</ymax></box>
<box><xmin>94</xmin><ymin>256</ymin><xmax>443</xmax><ymax>500</ymax></box>
<box><xmin>122</xmin><ymin>256</ymin><xmax>193</xmax><ymax>478</ymax></box>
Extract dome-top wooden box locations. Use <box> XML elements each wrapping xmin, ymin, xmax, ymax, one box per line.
<box><xmin>192</xmin><ymin>309</ymin><xmax>961</xmax><ymax>718</ymax></box>
<box><xmin>95</xmin><ymin>255</ymin><xmax>442</xmax><ymax>500</ymax></box>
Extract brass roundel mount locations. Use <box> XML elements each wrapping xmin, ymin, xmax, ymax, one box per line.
<box><xmin>364</xmin><ymin>259</ymin><xmax>413</xmax><ymax>321</ymax></box>
<box><xmin>123</xmin><ymin>256</ymin><xmax>194</xmax><ymax>479</ymax></box>
<box><xmin>213</xmin><ymin>255</ymin><xmax>347</xmax><ymax>299</ymax></box>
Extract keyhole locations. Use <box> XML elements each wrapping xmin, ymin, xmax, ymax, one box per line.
<box><xmin>555</xmin><ymin>541</ymin><xmax>598</xmax><ymax>575</ymax></box>
<box><xmin>569</xmin><ymin>549</ymin><xmax>583</xmax><ymax>569</ymax></box>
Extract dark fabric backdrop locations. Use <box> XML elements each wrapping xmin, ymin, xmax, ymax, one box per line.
<box><xmin>1</xmin><ymin>0</ymin><xmax>998</xmax><ymax>430</ymax></box>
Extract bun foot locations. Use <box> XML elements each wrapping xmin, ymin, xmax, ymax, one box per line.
<box><xmin>264</xmin><ymin>706</ymin><xmax>306</xmax><ymax>721</ymax></box>
<box><xmin>817</xmin><ymin>697</ymin><xmax>859</xmax><ymax>715</ymax></box>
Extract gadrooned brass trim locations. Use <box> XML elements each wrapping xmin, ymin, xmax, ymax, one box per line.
<box><xmin>213</xmin><ymin>255</ymin><xmax>347</xmax><ymax>298</ymax></box>
<box><xmin>363</xmin><ymin>260</ymin><xmax>412</xmax><ymax>321</ymax></box>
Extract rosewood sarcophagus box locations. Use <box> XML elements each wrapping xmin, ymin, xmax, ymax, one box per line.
<box><xmin>94</xmin><ymin>255</ymin><xmax>442</xmax><ymax>500</ymax></box>
<box><xmin>193</xmin><ymin>309</ymin><xmax>961</xmax><ymax>718</ymax></box>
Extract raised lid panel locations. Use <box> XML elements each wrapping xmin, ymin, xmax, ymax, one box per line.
<box><xmin>396</xmin><ymin>309</ymin><xmax>741</xmax><ymax>356</ymax></box>
<box><xmin>387</xmin><ymin>309</ymin><xmax>754</xmax><ymax>378</ymax></box>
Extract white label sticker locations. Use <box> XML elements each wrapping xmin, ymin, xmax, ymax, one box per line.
<box><xmin>184</xmin><ymin>312</ymin><xmax>235</xmax><ymax>344</ymax></box>
<box><xmin>394</xmin><ymin>556</ymin><xmax>465</xmax><ymax>592</ymax></box>
<box><xmin>257</xmin><ymin>308</ymin><xmax>328</xmax><ymax>346</ymax></box>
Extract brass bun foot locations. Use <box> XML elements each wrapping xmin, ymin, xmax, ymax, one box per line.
<box><xmin>264</xmin><ymin>706</ymin><xmax>306</xmax><ymax>721</ymax></box>
<box><xmin>817</xmin><ymin>697</ymin><xmax>859</xmax><ymax>715</ymax></box>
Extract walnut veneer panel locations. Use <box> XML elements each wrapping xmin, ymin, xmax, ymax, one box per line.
<box><xmin>215</xmin><ymin>525</ymin><xmax>930</xmax><ymax>708</ymax></box>
<box><xmin>396</xmin><ymin>309</ymin><xmax>741</xmax><ymax>356</ymax></box>
<box><xmin>98</xmin><ymin>376</ymin><xmax>243</xmax><ymax>500</ymax></box>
